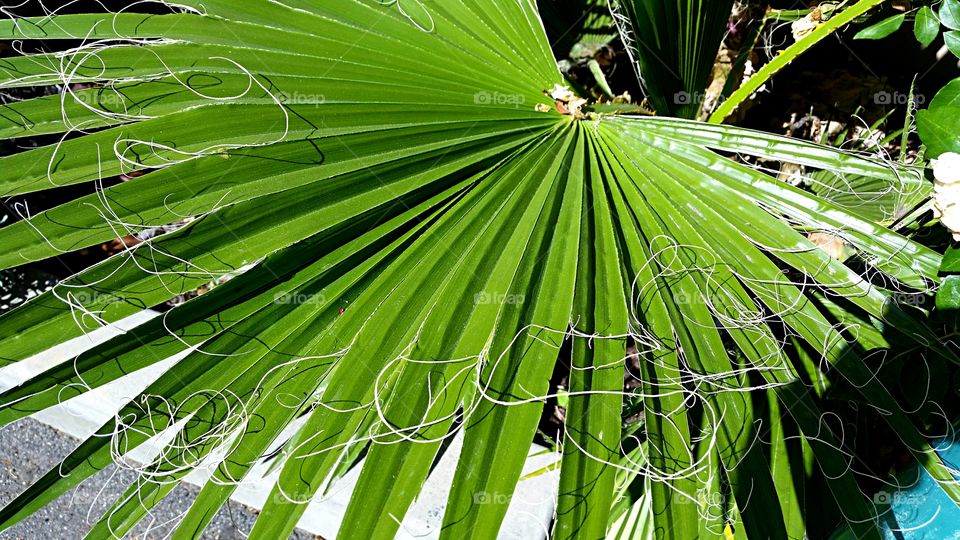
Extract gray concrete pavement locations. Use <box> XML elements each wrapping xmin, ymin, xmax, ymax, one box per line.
<box><xmin>0</xmin><ymin>418</ymin><xmax>316</xmax><ymax>539</ymax></box>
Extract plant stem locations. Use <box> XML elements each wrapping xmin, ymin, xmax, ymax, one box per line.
<box><xmin>708</xmin><ymin>0</ymin><xmax>886</xmax><ymax>124</ymax></box>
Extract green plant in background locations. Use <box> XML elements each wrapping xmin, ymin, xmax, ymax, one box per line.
<box><xmin>610</xmin><ymin>0</ymin><xmax>734</xmax><ymax>118</ymax></box>
<box><xmin>920</xmin><ymin>77</ymin><xmax>960</xmax><ymax>158</ymax></box>
<box><xmin>711</xmin><ymin>0</ymin><xmax>887</xmax><ymax>123</ymax></box>
<box><xmin>919</xmin><ymin>77</ymin><xmax>960</xmax><ymax>312</ymax></box>
<box><xmin>542</xmin><ymin>0</ymin><xmax>618</xmax><ymax>98</ymax></box>
<box><xmin>855</xmin><ymin>0</ymin><xmax>960</xmax><ymax>57</ymax></box>
<box><xmin>0</xmin><ymin>1</ymin><xmax>957</xmax><ymax>539</ymax></box>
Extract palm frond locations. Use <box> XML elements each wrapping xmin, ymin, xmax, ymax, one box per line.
<box><xmin>609</xmin><ymin>0</ymin><xmax>733</xmax><ymax>117</ymax></box>
<box><xmin>0</xmin><ymin>2</ymin><xmax>953</xmax><ymax>539</ymax></box>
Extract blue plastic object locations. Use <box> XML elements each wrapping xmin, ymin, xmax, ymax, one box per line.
<box><xmin>875</xmin><ymin>441</ymin><xmax>960</xmax><ymax>539</ymax></box>
<box><xmin>830</xmin><ymin>440</ymin><xmax>960</xmax><ymax>539</ymax></box>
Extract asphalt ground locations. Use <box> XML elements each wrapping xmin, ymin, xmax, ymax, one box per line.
<box><xmin>0</xmin><ymin>418</ymin><xmax>315</xmax><ymax>540</ymax></box>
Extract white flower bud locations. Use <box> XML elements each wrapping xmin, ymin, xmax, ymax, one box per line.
<box><xmin>791</xmin><ymin>18</ymin><xmax>818</xmax><ymax>40</ymax></box>
<box><xmin>933</xmin><ymin>153</ymin><xmax>960</xmax><ymax>240</ymax></box>
<box><xmin>934</xmin><ymin>152</ymin><xmax>960</xmax><ymax>185</ymax></box>
<box><xmin>549</xmin><ymin>84</ymin><xmax>576</xmax><ymax>103</ymax></box>
<box><xmin>939</xmin><ymin>203</ymin><xmax>960</xmax><ymax>242</ymax></box>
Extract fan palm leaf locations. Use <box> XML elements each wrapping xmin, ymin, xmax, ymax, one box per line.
<box><xmin>0</xmin><ymin>2</ymin><xmax>953</xmax><ymax>539</ymax></box>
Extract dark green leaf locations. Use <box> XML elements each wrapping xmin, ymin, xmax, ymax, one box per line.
<box><xmin>917</xmin><ymin>77</ymin><xmax>960</xmax><ymax>157</ymax></box>
<box><xmin>946</xmin><ymin>29</ymin><xmax>960</xmax><ymax>57</ymax></box>
<box><xmin>915</xmin><ymin>6</ymin><xmax>941</xmax><ymax>47</ymax></box>
<box><xmin>941</xmin><ymin>0</ymin><xmax>960</xmax><ymax>30</ymax></box>
<box><xmin>937</xmin><ymin>276</ymin><xmax>960</xmax><ymax>311</ymax></box>
<box><xmin>944</xmin><ymin>246</ymin><xmax>960</xmax><ymax>274</ymax></box>
<box><xmin>854</xmin><ymin>12</ymin><xmax>906</xmax><ymax>39</ymax></box>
